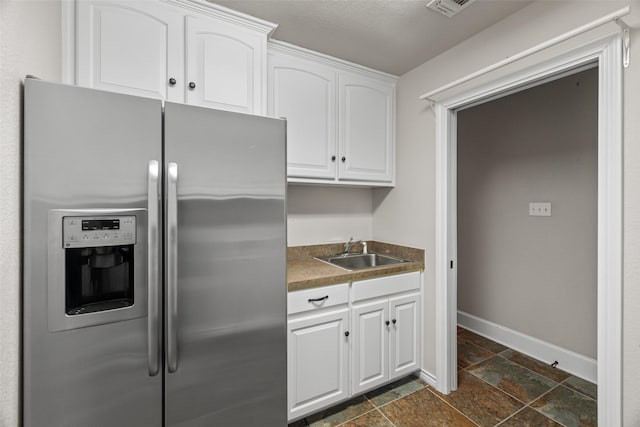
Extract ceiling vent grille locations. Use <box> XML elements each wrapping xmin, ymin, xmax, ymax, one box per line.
<box><xmin>426</xmin><ymin>0</ymin><xmax>477</xmax><ymax>17</ymax></box>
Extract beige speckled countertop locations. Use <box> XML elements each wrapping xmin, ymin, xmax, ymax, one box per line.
<box><xmin>287</xmin><ymin>241</ymin><xmax>424</xmax><ymax>292</ymax></box>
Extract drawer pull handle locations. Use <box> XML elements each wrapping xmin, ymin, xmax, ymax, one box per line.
<box><xmin>385</xmin><ymin>320</ymin><xmax>390</xmax><ymax>326</ymax></box>
<box><xmin>392</xmin><ymin>319</ymin><xmax>397</xmax><ymax>324</ymax></box>
<box><xmin>308</xmin><ymin>295</ymin><xmax>329</xmax><ymax>303</ymax></box>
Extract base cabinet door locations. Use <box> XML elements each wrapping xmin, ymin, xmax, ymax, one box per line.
<box><xmin>389</xmin><ymin>293</ymin><xmax>421</xmax><ymax>380</ymax></box>
<box><xmin>351</xmin><ymin>299</ymin><xmax>389</xmax><ymax>395</ymax></box>
<box><xmin>287</xmin><ymin>308</ymin><xmax>350</xmax><ymax>421</ymax></box>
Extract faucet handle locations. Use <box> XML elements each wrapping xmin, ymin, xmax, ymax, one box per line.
<box><xmin>362</xmin><ymin>241</ymin><xmax>368</xmax><ymax>254</ymax></box>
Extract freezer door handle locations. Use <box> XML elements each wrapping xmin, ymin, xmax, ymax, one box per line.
<box><xmin>166</xmin><ymin>162</ymin><xmax>179</xmax><ymax>373</ymax></box>
<box><xmin>148</xmin><ymin>160</ymin><xmax>160</xmax><ymax>376</ymax></box>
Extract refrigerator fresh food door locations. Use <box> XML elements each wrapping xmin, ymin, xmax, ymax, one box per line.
<box><xmin>23</xmin><ymin>79</ymin><xmax>163</xmax><ymax>426</ymax></box>
<box><xmin>164</xmin><ymin>102</ymin><xmax>287</xmax><ymax>426</ymax></box>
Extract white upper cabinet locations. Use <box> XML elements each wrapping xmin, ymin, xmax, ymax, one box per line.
<box><xmin>268</xmin><ymin>52</ymin><xmax>337</xmax><ymax>179</ymax></box>
<box><xmin>339</xmin><ymin>73</ymin><xmax>394</xmax><ymax>183</ymax></box>
<box><xmin>77</xmin><ymin>1</ymin><xmax>184</xmax><ymax>101</ymax></box>
<box><xmin>267</xmin><ymin>42</ymin><xmax>397</xmax><ymax>187</ymax></box>
<box><xmin>185</xmin><ymin>15</ymin><xmax>265</xmax><ymax>113</ymax></box>
<box><xmin>73</xmin><ymin>0</ymin><xmax>275</xmax><ymax>114</ymax></box>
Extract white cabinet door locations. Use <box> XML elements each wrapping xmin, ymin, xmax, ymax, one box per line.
<box><xmin>287</xmin><ymin>308</ymin><xmax>349</xmax><ymax>421</ymax></box>
<box><xmin>389</xmin><ymin>293</ymin><xmax>421</xmax><ymax>380</ymax></box>
<box><xmin>338</xmin><ymin>73</ymin><xmax>394</xmax><ymax>182</ymax></box>
<box><xmin>77</xmin><ymin>0</ymin><xmax>184</xmax><ymax>101</ymax></box>
<box><xmin>268</xmin><ymin>53</ymin><xmax>337</xmax><ymax>179</ymax></box>
<box><xmin>352</xmin><ymin>299</ymin><xmax>389</xmax><ymax>395</ymax></box>
<box><xmin>186</xmin><ymin>15</ymin><xmax>264</xmax><ymax>113</ymax></box>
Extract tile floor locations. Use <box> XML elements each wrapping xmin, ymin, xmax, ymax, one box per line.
<box><xmin>289</xmin><ymin>327</ymin><xmax>597</xmax><ymax>427</ymax></box>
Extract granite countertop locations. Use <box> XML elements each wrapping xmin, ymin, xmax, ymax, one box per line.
<box><xmin>287</xmin><ymin>241</ymin><xmax>425</xmax><ymax>292</ymax></box>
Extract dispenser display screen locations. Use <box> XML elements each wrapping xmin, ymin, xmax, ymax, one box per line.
<box><xmin>82</xmin><ymin>219</ymin><xmax>120</xmax><ymax>231</ymax></box>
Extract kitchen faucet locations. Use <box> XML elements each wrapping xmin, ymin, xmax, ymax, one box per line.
<box><xmin>343</xmin><ymin>237</ymin><xmax>368</xmax><ymax>255</ymax></box>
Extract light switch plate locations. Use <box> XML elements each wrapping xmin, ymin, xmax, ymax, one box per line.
<box><xmin>529</xmin><ymin>202</ymin><xmax>551</xmax><ymax>217</ymax></box>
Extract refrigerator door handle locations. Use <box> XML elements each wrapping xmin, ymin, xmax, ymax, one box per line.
<box><xmin>147</xmin><ymin>160</ymin><xmax>161</xmax><ymax>376</ymax></box>
<box><xmin>166</xmin><ymin>162</ymin><xmax>179</xmax><ymax>373</ymax></box>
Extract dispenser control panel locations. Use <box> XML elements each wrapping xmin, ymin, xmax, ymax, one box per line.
<box><xmin>63</xmin><ymin>216</ymin><xmax>136</xmax><ymax>248</ymax></box>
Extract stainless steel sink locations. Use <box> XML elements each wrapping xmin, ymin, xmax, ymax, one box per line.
<box><xmin>315</xmin><ymin>253</ymin><xmax>409</xmax><ymax>271</ymax></box>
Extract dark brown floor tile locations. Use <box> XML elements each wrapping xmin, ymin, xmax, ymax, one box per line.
<box><xmin>500</xmin><ymin>349</ymin><xmax>571</xmax><ymax>383</ymax></box>
<box><xmin>366</xmin><ymin>375</ymin><xmax>426</xmax><ymax>407</ymax></box>
<box><xmin>563</xmin><ymin>375</ymin><xmax>597</xmax><ymax>400</ymax></box>
<box><xmin>457</xmin><ymin>325</ymin><xmax>465</xmax><ymax>333</ymax></box>
<box><xmin>531</xmin><ymin>385</ymin><xmax>597</xmax><ymax>427</ymax></box>
<box><xmin>468</xmin><ymin>356</ymin><xmax>557</xmax><ymax>403</ymax></box>
<box><xmin>306</xmin><ymin>395</ymin><xmax>374</xmax><ymax>427</ymax></box>
<box><xmin>499</xmin><ymin>407</ymin><xmax>563</xmax><ymax>427</ymax></box>
<box><xmin>289</xmin><ymin>418</ymin><xmax>309</xmax><ymax>427</ymax></box>
<box><xmin>458</xmin><ymin>338</ymin><xmax>494</xmax><ymax>369</ymax></box>
<box><xmin>459</xmin><ymin>329</ymin><xmax>508</xmax><ymax>353</ymax></box>
<box><xmin>433</xmin><ymin>371</ymin><xmax>523</xmax><ymax>427</ymax></box>
<box><xmin>380</xmin><ymin>387</ymin><xmax>476</xmax><ymax>427</ymax></box>
<box><xmin>340</xmin><ymin>410</ymin><xmax>393</xmax><ymax>427</ymax></box>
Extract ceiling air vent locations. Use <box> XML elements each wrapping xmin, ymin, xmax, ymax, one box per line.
<box><xmin>426</xmin><ymin>0</ymin><xmax>477</xmax><ymax>17</ymax></box>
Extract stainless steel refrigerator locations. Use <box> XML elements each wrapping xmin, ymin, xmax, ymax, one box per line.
<box><xmin>23</xmin><ymin>78</ymin><xmax>287</xmax><ymax>426</ymax></box>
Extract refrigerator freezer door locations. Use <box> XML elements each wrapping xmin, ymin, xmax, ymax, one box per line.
<box><xmin>23</xmin><ymin>79</ymin><xmax>163</xmax><ymax>426</ymax></box>
<box><xmin>164</xmin><ymin>103</ymin><xmax>287</xmax><ymax>426</ymax></box>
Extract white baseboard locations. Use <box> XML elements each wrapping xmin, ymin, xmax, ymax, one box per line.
<box><xmin>457</xmin><ymin>311</ymin><xmax>597</xmax><ymax>384</ymax></box>
<box><xmin>418</xmin><ymin>369</ymin><xmax>437</xmax><ymax>388</ymax></box>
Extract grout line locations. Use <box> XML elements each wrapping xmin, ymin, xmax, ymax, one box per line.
<box><xmin>495</xmin><ymin>350</ymin><xmax>566</xmax><ymax>387</ymax></box>
<box><xmin>493</xmin><ymin>405</ymin><xmax>529</xmax><ymax>426</ymax></box>
<box><xmin>527</xmin><ymin>384</ymin><xmax>571</xmax><ymax>427</ymax></box>
<box><xmin>425</xmin><ymin>387</ymin><xmax>481</xmax><ymax>427</ymax></box>
<box><xmin>463</xmin><ymin>368</ymin><xmax>530</xmax><ymax>406</ymax></box>
<box><xmin>376</xmin><ymin>407</ymin><xmax>397</xmax><ymax>427</ymax></box>
<box><xmin>558</xmin><ymin>377</ymin><xmax>598</xmax><ymax>401</ymax></box>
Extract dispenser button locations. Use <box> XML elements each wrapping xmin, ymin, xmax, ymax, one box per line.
<box><xmin>68</xmin><ymin>234</ymin><xmax>77</xmax><ymax>242</ymax></box>
<box><xmin>103</xmin><ymin>234</ymin><xmax>109</xmax><ymax>240</ymax></box>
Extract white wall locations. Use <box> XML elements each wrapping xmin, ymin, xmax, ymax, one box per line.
<box><xmin>0</xmin><ymin>0</ymin><xmax>62</xmax><ymax>424</ymax></box>
<box><xmin>287</xmin><ymin>185</ymin><xmax>373</xmax><ymax>246</ymax></box>
<box><xmin>372</xmin><ymin>1</ymin><xmax>640</xmax><ymax>424</ymax></box>
<box><xmin>457</xmin><ymin>68</ymin><xmax>597</xmax><ymax>358</ymax></box>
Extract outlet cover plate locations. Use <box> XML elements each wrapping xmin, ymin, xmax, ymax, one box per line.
<box><xmin>529</xmin><ymin>202</ymin><xmax>551</xmax><ymax>217</ymax></box>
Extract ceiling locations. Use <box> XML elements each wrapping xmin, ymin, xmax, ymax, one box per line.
<box><xmin>212</xmin><ymin>0</ymin><xmax>534</xmax><ymax>76</ymax></box>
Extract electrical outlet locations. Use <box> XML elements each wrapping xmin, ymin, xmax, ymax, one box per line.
<box><xmin>529</xmin><ymin>202</ymin><xmax>551</xmax><ymax>217</ymax></box>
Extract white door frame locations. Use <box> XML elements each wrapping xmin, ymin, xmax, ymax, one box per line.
<box><xmin>434</xmin><ymin>35</ymin><xmax>622</xmax><ymax>426</ymax></box>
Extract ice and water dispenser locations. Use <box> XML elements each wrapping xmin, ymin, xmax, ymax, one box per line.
<box><xmin>47</xmin><ymin>209</ymin><xmax>147</xmax><ymax>331</ymax></box>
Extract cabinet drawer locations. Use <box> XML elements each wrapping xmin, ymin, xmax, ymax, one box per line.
<box><xmin>288</xmin><ymin>283</ymin><xmax>349</xmax><ymax>315</ymax></box>
<box><xmin>352</xmin><ymin>271</ymin><xmax>420</xmax><ymax>302</ymax></box>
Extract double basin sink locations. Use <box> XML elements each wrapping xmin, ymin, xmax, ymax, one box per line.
<box><xmin>315</xmin><ymin>252</ymin><xmax>409</xmax><ymax>271</ymax></box>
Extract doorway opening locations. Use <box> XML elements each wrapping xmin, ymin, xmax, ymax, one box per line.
<box><xmin>433</xmin><ymin>36</ymin><xmax>623</xmax><ymax>426</ymax></box>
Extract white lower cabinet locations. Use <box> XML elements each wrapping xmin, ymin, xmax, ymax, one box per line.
<box><xmin>287</xmin><ymin>271</ymin><xmax>421</xmax><ymax>421</ymax></box>
<box><xmin>287</xmin><ymin>284</ymin><xmax>350</xmax><ymax>422</ymax></box>
<box><xmin>352</xmin><ymin>287</ymin><xmax>420</xmax><ymax>395</ymax></box>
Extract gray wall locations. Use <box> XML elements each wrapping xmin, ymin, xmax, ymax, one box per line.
<box><xmin>457</xmin><ymin>68</ymin><xmax>597</xmax><ymax>358</ymax></box>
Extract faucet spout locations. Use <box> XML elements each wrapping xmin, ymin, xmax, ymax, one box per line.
<box><xmin>343</xmin><ymin>237</ymin><xmax>354</xmax><ymax>254</ymax></box>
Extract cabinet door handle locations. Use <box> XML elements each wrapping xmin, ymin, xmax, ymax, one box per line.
<box><xmin>189</xmin><ymin>82</ymin><xmax>196</xmax><ymax>89</ymax></box>
<box><xmin>169</xmin><ymin>78</ymin><xmax>176</xmax><ymax>86</ymax></box>
<box><xmin>344</xmin><ymin>331</ymin><xmax>350</xmax><ymax>337</ymax></box>
<box><xmin>392</xmin><ymin>319</ymin><xmax>397</xmax><ymax>324</ymax></box>
<box><xmin>331</xmin><ymin>155</ymin><xmax>336</xmax><ymax>162</ymax></box>
<box><xmin>341</xmin><ymin>156</ymin><xmax>346</xmax><ymax>162</ymax></box>
<box><xmin>385</xmin><ymin>320</ymin><xmax>390</xmax><ymax>326</ymax></box>
<box><xmin>308</xmin><ymin>295</ymin><xmax>329</xmax><ymax>303</ymax></box>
